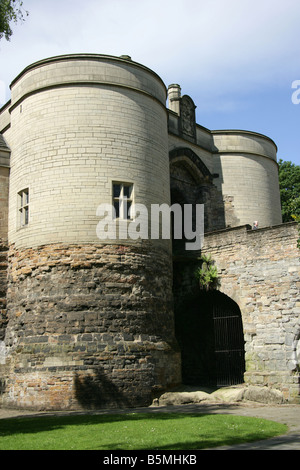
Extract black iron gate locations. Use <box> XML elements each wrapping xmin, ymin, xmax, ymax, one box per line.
<box><xmin>213</xmin><ymin>293</ymin><xmax>245</xmax><ymax>386</ymax></box>
<box><xmin>175</xmin><ymin>290</ymin><xmax>245</xmax><ymax>387</ymax></box>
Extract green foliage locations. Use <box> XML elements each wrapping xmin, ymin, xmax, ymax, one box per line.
<box><xmin>0</xmin><ymin>412</ymin><xmax>288</xmax><ymax>450</ymax></box>
<box><xmin>278</xmin><ymin>159</ymin><xmax>300</xmax><ymax>223</ymax></box>
<box><xmin>291</xmin><ymin>213</ymin><xmax>300</xmax><ymax>249</ymax></box>
<box><xmin>195</xmin><ymin>254</ymin><xmax>219</xmax><ymax>290</ymax></box>
<box><xmin>0</xmin><ymin>0</ymin><xmax>28</xmax><ymax>41</ymax></box>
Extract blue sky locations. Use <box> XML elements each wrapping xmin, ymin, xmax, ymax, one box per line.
<box><xmin>0</xmin><ymin>0</ymin><xmax>299</xmax><ymax>165</ymax></box>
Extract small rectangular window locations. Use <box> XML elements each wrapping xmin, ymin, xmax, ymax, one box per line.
<box><xmin>18</xmin><ymin>188</ymin><xmax>29</xmax><ymax>227</ymax></box>
<box><xmin>112</xmin><ymin>183</ymin><xmax>133</xmax><ymax>220</ymax></box>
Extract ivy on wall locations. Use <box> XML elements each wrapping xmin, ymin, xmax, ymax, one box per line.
<box><xmin>194</xmin><ymin>254</ymin><xmax>219</xmax><ymax>291</ymax></box>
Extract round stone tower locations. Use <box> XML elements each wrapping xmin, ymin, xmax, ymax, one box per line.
<box><xmin>0</xmin><ymin>134</ymin><xmax>9</xmax><ymax>242</ymax></box>
<box><xmin>212</xmin><ymin>130</ymin><xmax>282</xmax><ymax>228</ymax></box>
<box><xmin>0</xmin><ymin>134</ymin><xmax>10</xmax><ymax>345</ymax></box>
<box><xmin>2</xmin><ymin>54</ymin><xmax>181</xmax><ymax>410</ymax></box>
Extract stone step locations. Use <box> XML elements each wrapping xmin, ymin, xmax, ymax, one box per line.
<box><xmin>153</xmin><ymin>385</ymin><xmax>285</xmax><ymax>406</ymax></box>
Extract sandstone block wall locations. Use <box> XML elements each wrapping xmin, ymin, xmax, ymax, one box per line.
<box><xmin>0</xmin><ymin>137</ymin><xmax>10</xmax><ymax>242</ymax></box>
<box><xmin>0</xmin><ymin>241</ymin><xmax>8</xmax><ymax>343</ymax></box>
<box><xmin>6</xmin><ymin>54</ymin><xmax>170</xmax><ymax>249</ymax></box>
<box><xmin>1</xmin><ymin>243</ymin><xmax>181</xmax><ymax>410</ymax></box>
<box><xmin>168</xmin><ymin>114</ymin><xmax>282</xmax><ymax>231</ymax></box>
<box><xmin>212</xmin><ymin>130</ymin><xmax>282</xmax><ymax>228</ymax></box>
<box><xmin>0</xmin><ymin>138</ymin><xmax>9</xmax><ymax>347</ymax></box>
<box><xmin>202</xmin><ymin>222</ymin><xmax>300</xmax><ymax>402</ymax></box>
<box><xmin>0</xmin><ymin>167</ymin><xmax>9</xmax><ymax>241</ymax></box>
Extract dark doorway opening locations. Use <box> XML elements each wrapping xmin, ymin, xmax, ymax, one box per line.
<box><xmin>175</xmin><ymin>290</ymin><xmax>245</xmax><ymax>387</ymax></box>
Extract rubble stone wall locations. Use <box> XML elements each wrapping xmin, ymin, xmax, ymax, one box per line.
<box><xmin>202</xmin><ymin>222</ymin><xmax>300</xmax><ymax>402</ymax></box>
<box><xmin>0</xmin><ymin>240</ymin><xmax>8</xmax><ymax>342</ymax></box>
<box><xmin>0</xmin><ymin>243</ymin><xmax>181</xmax><ymax>410</ymax></box>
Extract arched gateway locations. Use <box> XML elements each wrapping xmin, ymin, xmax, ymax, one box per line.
<box><xmin>174</xmin><ymin>290</ymin><xmax>245</xmax><ymax>388</ymax></box>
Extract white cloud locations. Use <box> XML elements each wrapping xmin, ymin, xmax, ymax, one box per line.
<box><xmin>1</xmin><ymin>0</ymin><xmax>300</xmax><ymax>92</ymax></box>
<box><xmin>0</xmin><ymin>0</ymin><xmax>299</xmax><ymax>165</ymax></box>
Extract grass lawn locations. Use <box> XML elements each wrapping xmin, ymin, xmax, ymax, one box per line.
<box><xmin>0</xmin><ymin>412</ymin><xmax>288</xmax><ymax>450</ymax></box>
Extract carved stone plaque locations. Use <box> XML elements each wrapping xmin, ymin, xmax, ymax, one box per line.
<box><xmin>180</xmin><ymin>95</ymin><xmax>196</xmax><ymax>139</ymax></box>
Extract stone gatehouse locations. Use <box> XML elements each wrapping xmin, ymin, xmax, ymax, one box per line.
<box><xmin>0</xmin><ymin>54</ymin><xmax>299</xmax><ymax>410</ymax></box>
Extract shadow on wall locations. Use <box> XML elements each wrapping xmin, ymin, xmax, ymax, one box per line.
<box><xmin>74</xmin><ymin>369</ymin><xmax>132</xmax><ymax>410</ymax></box>
<box><xmin>74</xmin><ymin>366</ymin><xmax>155</xmax><ymax>410</ymax></box>
<box><xmin>0</xmin><ymin>376</ymin><xmax>5</xmax><ymax>397</ymax></box>
<box><xmin>294</xmin><ymin>331</ymin><xmax>300</xmax><ymax>397</ymax></box>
